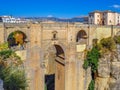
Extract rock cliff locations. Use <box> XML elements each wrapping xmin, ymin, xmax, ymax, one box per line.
<box><xmin>95</xmin><ymin>45</ymin><xmax>120</xmax><ymax>90</ymax></box>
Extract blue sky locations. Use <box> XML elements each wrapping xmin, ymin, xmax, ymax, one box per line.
<box><xmin>0</xmin><ymin>0</ymin><xmax>120</xmax><ymax>18</ymax></box>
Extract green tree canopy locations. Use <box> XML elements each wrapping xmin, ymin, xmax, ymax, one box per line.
<box><xmin>0</xmin><ymin>43</ymin><xmax>27</xmax><ymax>90</ymax></box>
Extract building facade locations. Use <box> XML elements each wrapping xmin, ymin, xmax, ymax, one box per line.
<box><xmin>89</xmin><ymin>10</ymin><xmax>120</xmax><ymax>25</ymax></box>
<box><xmin>116</xmin><ymin>13</ymin><xmax>120</xmax><ymax>25</ymax></box>
<box><xmin>0</xmin><ymin>16</ymin><xmax>27</xmax><ymax>23</ymax></box>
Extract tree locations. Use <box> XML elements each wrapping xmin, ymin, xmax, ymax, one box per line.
<box><xmin>0</xmin><ymin>43</ymin><xmax>27</xmax><ymax>90</ymax></box>
<box><xmin>7</xmin><ymin>31</ymin><xmax>27</xmax><ymax>48</ymax></box>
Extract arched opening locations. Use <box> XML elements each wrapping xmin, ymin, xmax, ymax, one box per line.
<box><xmin>45</xmin><ymin>44</ymin><xmax>65</xmax><ymax>90</ymax></box>
<box><xmin>52</xmin><ymin>31</ymin><xmax>58</xmax><ymax>40</ymax></box>
<box><xmin>54</xmin><ymin>45</ymin><xmax>65</xmax><ymax>59</ymax></box>
<box><xmin>76</xmin><ymin>30</ymin><xmax>87</xmax><ymax>44</ymax></box>
<box><xmin>7</xmin><ymin>31</ymin><xmax>27</xmax><ymax>50</ymax></box>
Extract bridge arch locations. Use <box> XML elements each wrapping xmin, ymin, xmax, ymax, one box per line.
<box><xmin>7</xmin><ymin>30</ymin><xmax>28</xmax><ymax>49</ymax></box>
<box><xmin>54</xmin><ymin>44</ymin><xmax>65</xmax><ymax>58</ymax></box>
<box><xmin>44</xmin><ymin>43</ymin><xmax>66</xmax><ymax>90</ymax></box>
<box><xmin>76</xmin><ymin>30</ymin><xmax>87</xmax><ymax>44</ymax></box>
<box><xmin>44</xmin><ymin>43</ymin><xmax>66</xmax><ymax>74</ymax></box>
<box><xmin>44</xmin><ymin>42</ymin><xmax>67</xmax><ymax>58</ymax></box>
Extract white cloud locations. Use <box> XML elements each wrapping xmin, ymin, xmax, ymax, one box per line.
<box><xmin>111</xmin><ymin>4</ymin><xmax>120</xmax><ymax>9</ymax></box>
<box><xmin>47</xmin><ymin>15</ymin><xmax>53</xmax><ymax>17</ymax></box>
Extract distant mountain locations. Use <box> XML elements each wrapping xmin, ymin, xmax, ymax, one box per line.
<box><xmin>25</xmin><ymin>16</ymin><xmax>88</xmax><ymax>23</ymax></box>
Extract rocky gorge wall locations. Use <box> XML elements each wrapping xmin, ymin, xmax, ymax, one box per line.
<box><xmin>95</xmin><ymin>44</ymin><xmax>120</xmax><ymax>90</ymax></box>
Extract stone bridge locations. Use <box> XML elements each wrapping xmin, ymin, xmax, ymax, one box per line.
<box><xmin>0</xmin><ymin>22</ymin><xmax>120</xmax><ymax>90</ymax></box>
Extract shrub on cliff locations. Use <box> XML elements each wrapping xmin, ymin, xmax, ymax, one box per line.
<box><xmin>83</xmin><ymin>47</ymin><xmax>100</xmax><ymax>72</ymax></box>
<box><xmin>100</xmin><ymin>37</ymin><xmax>116</xmax><ymax>51</ymax></box>
<box><xmin>0</xmin><ymin>43</ymin><xmax>27</xmax><ymax>90</ymax></box>
<box><xmin>88</xmin><ymin>80</ymin><xmax>95</xmax><ymax>90</ymax></box>
<box><xmin>114</xmin><ymin>35</ymin><xmax>120</xmax><ymax>44</ymax></box>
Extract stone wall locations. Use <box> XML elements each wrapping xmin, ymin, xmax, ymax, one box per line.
<box><xmin>0</xmin><ymin>23</ymin><xmax>4</xmax><ymax>43</ymax></box>
<box><xmin>0</xmin><ymin>23</ymin><xmax>120</xmax><ymax>90</ymax></box>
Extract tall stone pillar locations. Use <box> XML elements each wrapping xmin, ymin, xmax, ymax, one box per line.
<box><xmin>76</xmin><ymin>52</ymin><xmax>85</xmax><ymax>90</ymax></box>
<box><xmin>75</xmin><ymin>44</ymin><xmax>92</xmax><ymax>90</ymax></box>
<box><xmin>26</xmin><ymin>46</ymin><xmax>44</xmax><ymax>90</ymax></box>
<box><xmin>65</xmin><ymin>43</ymin><xmax>77</xmax><ymax>90</ymax></box>
<box><xmin>0</xmin><ymin>23</ymin><xmax>5</xmax><ymax>43</ymax></box>
<box><xmin>55</xmin><ymin>57</ymin><xmax>65</xmax><ymax>90</ymax></box>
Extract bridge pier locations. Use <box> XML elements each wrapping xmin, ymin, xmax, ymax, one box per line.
<box><xmin>26</xmin><ymin>46</ymin><xmax>44</xmax><ymax>90</ymax></box>
<box><xmin>65</xmin><ymin>43</ymin><xmax>77</xmax><ymax>90</ymax></box>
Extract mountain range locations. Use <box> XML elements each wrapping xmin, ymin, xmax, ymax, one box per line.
<box><xmin>26</xmin><ymin>16</ymin><xmax>88</xmax><ymax>23</ymax></box>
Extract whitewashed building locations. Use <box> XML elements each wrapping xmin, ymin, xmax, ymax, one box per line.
<box><xmin>116</xmin><ymin>13</ymin><xmax>120</xmax><ymax>25</ymax></box>
<box><xmin>89</xmin><ymin>10</ymin><xmax>120</xmax><ymax>25</ymax></box>
<box><xmin>0</xmin><ymin>16</ymin><xmax>27</xmax><ymax>23</ymax></box>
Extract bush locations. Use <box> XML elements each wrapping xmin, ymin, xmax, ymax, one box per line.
<box><xmin>2</xmin><ymin>67</ymin><xmax>27</xmax><ymax>90</ymax></box>
<box><xmin>100</xmin><ymin>37</ymin><xmax>116</xmax><ymax>51</ymax></box>
<box><xmin>0</xmin><ymin>50</ymin><xmax>13</xmax><ymax>59</ymax></box>
<box><xmin>83</xmin><ymin>47</ymin><xmax>100</xmax><ymax>72</ymax></box>
<box><xmin>114</xmin><ymin>35</ymin><xmax>120</xmax><ymax>44</ymax></box>
<box><xmin>88</xmin><ymin>80</ymin><xmax>95</xmax><ymax>90</ymax></box>
<box><xmin>0</xmin><ymin>43</ymin><xmax>9</xmax><ymax>51</ymax></box>
<box><xmin>83</xmin><ymin>59</ymin><xmax>89</xmax><ymax>70</ymax></box>
<box><xmin>83</xmin><ymin>47</ymin><xmax>99</xmax><ymax>90</ymax></box>
<box><xmin>0</xmin><ymin>43</ymin><xmax>27</xmax><ymax>90</ymax></box>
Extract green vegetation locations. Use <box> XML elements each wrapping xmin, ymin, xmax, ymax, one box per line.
<box><xmin>83</xmin><ymin>47</ymin><xmax>100</xmax><ymax>72</ymax></box>
<box><xmin>0</xmin><ymin>43</ymin><xmax>9</xmax><ymax>51</ymax></box>
<box><xmin>88</xmin><ymin>80</ymin><xmax>95</xmax><ymax>90</ymax></box>
<box><xmin>44</xmin><ymin>83</ymin><xmax>47</xmax><ymax>90</ymax></box>
<box><xmin>0</xmin><ymin>50</ymin><xmax>13</xmax><ymax>59</ymax></box>
<box><xmin>0</xmin><ymin>43</ymin><xmax>27</xmax><ymax>90</ymax></box>
<box><xmin>99</xmin><ymin>37</ymin><xmax>116</xmax><ymax>52</ymax></box>
<box><xmin>114</xmin><ymin>35</ymin><xmax>120</xmax><ymax>44</ymax></box>
<box><xmin>83</xmin><ymin>36</ymin><xmax>120</xmax><ymax>90</ymax></box>
<box><xmin>7</xmin><ymin>31</ymin><xmax>26</xmax><ymax>48</ymax></box>
<box><xmin>83</xmin><ymin>47</ymin><xmax>100</xmax><ymax>90</ymax></box>
<box><xmin>0</xmin><ymin>67</ymin><xmax>27</xmax><ymax>90</ymax></box>
<box><xmin>83</xmin><ymin>59</ymin><xmax>89</xmax><ymax>70</ymax></box>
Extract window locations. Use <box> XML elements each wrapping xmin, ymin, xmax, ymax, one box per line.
<box><xmin>53</xmin><ymin>33</ymin><xmax>56</xmax><ymax>39</ymax></box>
<box><xmin>52</xmin><ymin>31</ymin><xmax>58</xmax><ymax>40</ymax></box>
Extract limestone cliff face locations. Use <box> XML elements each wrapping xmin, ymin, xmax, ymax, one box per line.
<box><xmin>95</xmin><ymin>45</ymin><xmax>120</xmax><ymax>90</ymax></box>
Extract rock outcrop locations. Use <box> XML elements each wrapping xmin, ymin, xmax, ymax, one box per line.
<box><xmin>95</xmin><ymin>45</ymin><xmax>120</xmax><ymax>90</ymax></box>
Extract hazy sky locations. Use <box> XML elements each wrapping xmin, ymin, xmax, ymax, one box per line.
<box><xmin>0</xmin><ymin>0</ymin><xmax>120</xmax><ymax>18</ymax></box>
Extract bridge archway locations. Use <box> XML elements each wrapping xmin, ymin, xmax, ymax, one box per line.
<box><xmin>44</xmin><ymin>44</ymin><xmax>65</xmax><ymax>90</ymax></box>
<box><xmin>7</xmin><ymin>30</ymin><xmax>27</xmax><ymax>49</ymax></box>
<box><xmin>76</xmin><ymin>30</ymin><xmax>87</xmax><ymax>44</ymax></box>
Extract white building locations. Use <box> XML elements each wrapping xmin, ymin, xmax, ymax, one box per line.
<box><xmin>89</xmin><ymin>10</ymin><xmax>120</xmax><ymax>25</ymax></box>
<box><xmin>0</xmin><ymin>16</ymin><xmax>27</xmax><ymax>23</ymax></box>
<box><xmin>116</xmin><ymin>13</ymin><xmax>120</xmax><ymax>25</ymax></box>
